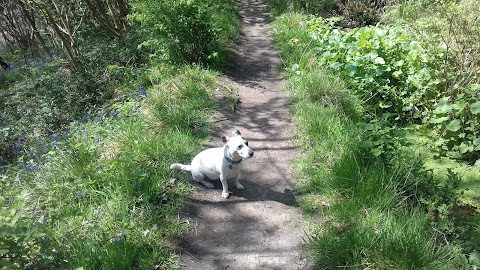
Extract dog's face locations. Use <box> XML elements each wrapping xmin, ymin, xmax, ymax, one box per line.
<box><xmin>222</xmin><ymin>130</ymin><xmax>254</xmax><ymax>159</ymax></box>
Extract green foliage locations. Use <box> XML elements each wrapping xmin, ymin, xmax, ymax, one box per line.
<box><xmin>304</xmin><ymin>18</ymin><xmax>443</xmax><ymax>120</ymax></box>
<box><xmin>148</xmin><ymin>65</ymin><xmax>217</xmax><ymax>136</ymax></box>
<box><xmin>310</xmin><ymin>210</ymin><xmax>465</xmax><ymax>269</ymax></box>
<box><xmin>0</xmin><ymin>64</ymin><xmax>220</xmax><ymax>268</ymax></box>
<box><xmin>426</xmin><ymin>79</ymin><xmax>480</xmax><ymax>165</ymax></box>
<box><xmin>130</xmin><ymin>0</ymin><xmax>240</xmax><ymax>65</ymax></box>
<box><xmin>157</xmin><ymin>0</ymin><xmax>218</xmax><ymax>62</ymax></box>
<box><xmin>267</xmin><ymin>0</ymin><xmax>385</xmax><ymax>27</ymax></box>
<box><xmin>272</xmin><ymin>10</ymin><xmax>474</xmax><ymax>269</ymax></box>
<box><xmin>0</xmin><ymin>0</ymin><xmax>241</xmax><ymax>266</ymax></box>
<box><xmin>276</xmin><ymin>13</ymin><xmax>480</xmax><ymax>162</ymax></box>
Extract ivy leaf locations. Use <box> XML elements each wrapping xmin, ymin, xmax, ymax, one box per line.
<box><xmin>446</xmin><ymin>119</ymin><xmax>461</xmax><ymax>131</ymax></box>
<box><xmin>470</xmin><ymin>101</ymin><xmax>480</xmax><ymax>114</ymax></box>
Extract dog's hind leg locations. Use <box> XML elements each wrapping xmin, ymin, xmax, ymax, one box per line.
<box><xmin>192</xmin><ymin>171</ymin><xmax>215</xmax><ymax>189</ymax></box>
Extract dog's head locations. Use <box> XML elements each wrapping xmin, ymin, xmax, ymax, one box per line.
<box><xmin>222</xmin><ymin>130</ymin><xmax>254</xmax><ymax>159</ymax></box>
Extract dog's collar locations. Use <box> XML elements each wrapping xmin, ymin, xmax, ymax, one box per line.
<box><xmin>225</xmin><ymin>156</ymin><xmax>242</xmax><ymax>169</ymax></box>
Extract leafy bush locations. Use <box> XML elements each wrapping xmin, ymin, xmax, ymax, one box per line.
<box><xmin>131</xmin><ymin>0</ymin><xmax>239</xmax><ymax>65</ymax></box>
<box><xmin>426</xmin><ymin>85</ymin><xmax>480</xmax><ymax>164</ymax></box>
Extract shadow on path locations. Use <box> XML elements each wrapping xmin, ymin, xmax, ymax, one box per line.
<box><xmin>178</xmin><ymin>0</ymin><xmax>313</xmax><ymax>269</ymax></box>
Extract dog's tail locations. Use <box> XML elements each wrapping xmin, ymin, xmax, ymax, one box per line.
<box><xmin>170</xmin><ymin>163</ymin><xmax>191</xmax><ymax>171</ymax></box>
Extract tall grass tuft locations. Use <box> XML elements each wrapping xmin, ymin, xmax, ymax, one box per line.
<box><xmin>311</xmin><ymin>210</ymin><xmax>464</xmax><ymax>269</ymax></box>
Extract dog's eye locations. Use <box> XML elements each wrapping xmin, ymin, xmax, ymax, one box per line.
<box><xmin>238</xmin><ymin>145</ymin><xmax>243</xmax><ymax>149</ymax></box>
<box><xmin>245</xmin><ymin>141</ymin><xmax>249</xmax><ymax>146</ymax></box>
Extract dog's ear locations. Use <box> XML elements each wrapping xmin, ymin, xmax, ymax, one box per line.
<box><xmin>232</xmin><ymin>130</ymin><xmax>241</xmax><ymax>136</ymax></box>
<box><xmin>222</xmin><ymin>136</ymin><xmax>229</xmax><ymax>143</ymax></box>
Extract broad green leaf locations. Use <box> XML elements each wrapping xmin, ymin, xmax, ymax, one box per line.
<box><xmin>473</xmin><ymin>138</ymin><xmax>480</xmax><ymax>145</ymax></box>
<box><xmin>475</xmin><ymin>160</ymin><xmax>480</xmax><ymax>170</ymax></box>
<box><xmin>435</xmin><ymin>138</ymin><xmax>445</xmax><ymax>146</ymax></box>
<box><xmin>470</xmin><ymin>101</ymin><xmax>480</xmax><ymax>114</ymax></box>
<box><xmin>379</xmin><ymin>101</ymin><xmax>392</xmax><ymax>108</ymax></box>
<box><xmin>433</xmin><ymin>97</ymin><xmax>452</xmax><ymax>114</ymax></box>
<box><xmin>429</xmin><ymin>116</ymin><xmax>449</xmax><ymax>124</ymax></box>
<box><xmin>394</xmin><ymin>59</ymin><xmax>404</xmax><ymax>67</ymax></box>
<box><xmin>375</xmin><ymin>57</ymin><xmax>385</xmax><ymax>65</ymax></box>
<box><xmin>456</xmin><ymin>143</ymin><xmax>472</xmax><ymax>154</ymax></box>
<box><xmin>371</xmin><ymin>148</ymin><xmax>382</xmax><ymax>157</ymax></box>
<box><xmin>452</xmin><ymin>100</ymin><xmax>466</xmax><ymax>111</ymax></box>
<box><xmin>446</xmin><ymin>119</ymin><xmax>461</xmax><ymax>132</ymax></box>
<box><xmin>329</xmin><ymin>62</ymin><xmax>342</xmax><ymax>70</ymax></box>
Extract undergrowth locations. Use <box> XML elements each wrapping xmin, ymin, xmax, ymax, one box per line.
<box><xmin>0</xmin><ymin>0</ymin><xmax>240</xmax><ymax>268</ymax></box>
<box><xmin>270</xmin><ymin>6</ymin><xmax>479</xmax><ymax>269</ymax></box>
<box><xmin>0</xmin><ymin>65</ymin><xmax>228</xmax><ymax>269</ymax></box>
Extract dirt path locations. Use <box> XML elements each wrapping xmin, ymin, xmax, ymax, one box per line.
<box><xmin>179</xmin><ymin>0</ymin><xmax>312</xmax><ymax>269</ymax></box>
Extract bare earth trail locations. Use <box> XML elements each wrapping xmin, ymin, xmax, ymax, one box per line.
<box><xmin>179</xmin><ymin>0</ymin><xmax>312</xmax><ymax>269</ymax></box>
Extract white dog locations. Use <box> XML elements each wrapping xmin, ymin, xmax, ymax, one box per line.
<box><xmin>170</xmin><ymin>130</ymin><xmax>253</xmax><ymax>199</ymax></box>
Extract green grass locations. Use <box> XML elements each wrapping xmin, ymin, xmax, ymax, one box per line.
<box><xmin>0</xmin><ymin>66</ymin><xmax>225</xmax><ymax>269</ymax></box>
<box><xmin>311</xmin><ymin>209</ymin><xmax>464</xmax><ymax>269</ymax></box>
<box><xmin>271</xmin><ymin>11</ymin><xmax>469</xmax><ymax>269</ymax></box>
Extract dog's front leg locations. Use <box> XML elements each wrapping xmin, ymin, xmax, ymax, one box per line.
<box><xmin>233</xmin><ymin>175</ymin><xmax>244</xmax><ymax>190</ymax></box>
<box><xmin>219</xmin><ymin>174</ymin><xmax>230</xmax><ymax>199</ymax></box>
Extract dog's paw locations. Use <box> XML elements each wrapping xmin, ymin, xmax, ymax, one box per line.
<box><xmin>221</xmin><ymin>191</ymin><xmax>230</xmax><ymax>199</ymax></box>
<box><xmin>235</xmin><ymin>183</ymin><xmax>244</xmax><ymax>190</ymax></box>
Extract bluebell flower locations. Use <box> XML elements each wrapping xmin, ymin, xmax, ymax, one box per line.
<box><xmin>51</xmin><ymin>140</ymin><xmax>58</xmax><ymax>147</ymax></box>
<box><xmin>95</xmin><ymin>117</ymin><xmax>100</xmax><ymax>123</ymax></box>
<box><xmin>110</xmin><ymin>111</ymin><xmax>118</xmax><ymax>117</ymax></box>
<box><xmin>113</xmin><ymin>237</ymin><xmax>122</xmax><ymax>243</ymax></box>
<box><xmin>95</xmin><ymin>136</ymin><xmax>100</xmax><ymax>143</ymax></box>
<box><xmin>76</xmin><ymin>191</ymin><xmax>84</xmax><ymax>198</ymax></box>
<box><xmin>26</xmin><ymin>163</ymin><xmax>37</xmax><ymax>170</ymax></box>
<box><xmin>139</xmin><ymin>86</ymin><xmax>147</xmax><ymax>96</ymax></box>
<box><xmin>82</xmin><ymin>115</ymin><xmax>88</xmax><ymax>121</ymax></box>
<box><xmin>12</xmin><ymin>143</ymin><xmax>21</xmax><ymax>152</ymax></box>
<box><xmin>18</xmin><ymin>134</ymin><xmax>25</xmax><ymax>143</ymax></box>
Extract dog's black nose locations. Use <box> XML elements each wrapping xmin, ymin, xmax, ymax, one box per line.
<box><xmin>249</xmin><ymin>150</ymin><xmax>254</xmax><ymax>157</ymax></box>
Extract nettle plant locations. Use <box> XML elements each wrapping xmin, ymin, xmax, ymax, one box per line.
<box><xmin>305</xmin><ymin>17</ymin><xmax>444</xmax><ymax>121</ymax></box>
<box><xmin>427</xmin><ymin>84</ymin><xmax>480</xmax><ymax>165</ymax></box>
<box><xmin>295</xmin><ymin>17</ymin><xmax>451</xmax><ymax>157</ymax></box>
